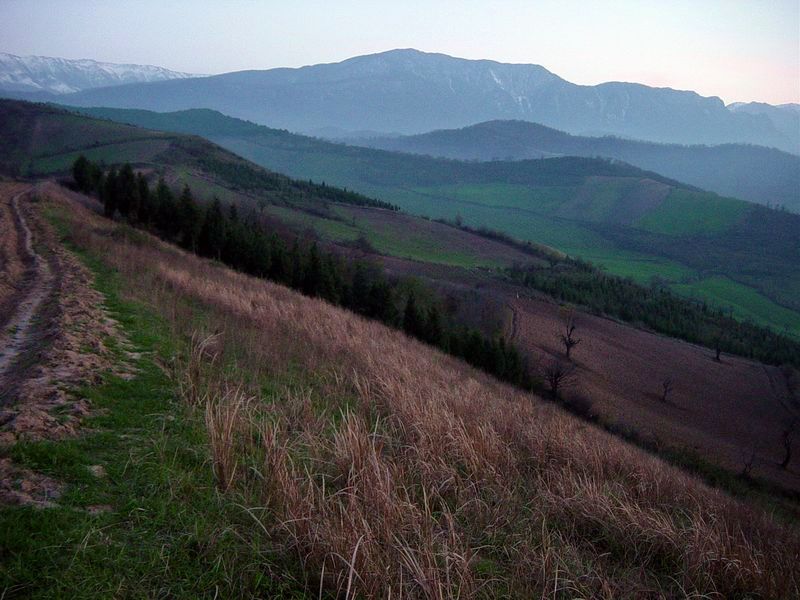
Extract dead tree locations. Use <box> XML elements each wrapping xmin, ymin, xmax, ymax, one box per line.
<box><xmin>558</xmin><ymin>309</ymin><xmax>581</xmax><ymax>359</ymax></box>
<box><xmin>660</xmin><ymin>377</ymin><xmax>674</xmax><ymax>403</ymax></box>
<box><xmin>543</xmin><ymin>359</ymin><xmax>575</xmax><ymax>399</ymax></box>
<box><xmin>740</xmin><ymin>446</ymin><xmax>757</xmax><ymax>477</ymax></box>
<box><xmin>781</xmin><ymin>417</ymin><xmax>797</xmax><ymax>470</ymax></box>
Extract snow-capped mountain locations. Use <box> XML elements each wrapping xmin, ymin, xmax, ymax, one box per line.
<box><xmin>2</xmin><ymin>49</ymin><xmax>795</xmax><ymax>152</ymax></box>
<box><xmin>0</xmin><ymin>52</ymin><xmax>197</xmax><ymax>94</ymax></box>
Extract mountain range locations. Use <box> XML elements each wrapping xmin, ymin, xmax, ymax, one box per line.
<box><xmin>2</xmin><ymin>49</ymin><xmax>797</xmax><ymax>153</ymax></box>
<box><xmin>0</xmin><ymin>52</ymin><xmax>195</xmax><ymax>95</ymax></box>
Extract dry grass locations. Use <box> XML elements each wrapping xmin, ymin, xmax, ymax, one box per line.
<box><xmin>47</xmin><ymin>184</ymin><xmax>800</xmax><ymax>598</ymax></box>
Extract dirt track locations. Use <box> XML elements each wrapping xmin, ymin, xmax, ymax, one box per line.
<box><xmin>0</xmin><ymin>187</ymin><xmax>55</xmax><ymax>385</ymax></box>
<box><xmin>0</xmin><ymin>182</ymin><xmax>132</xmax><ymax>444</ymax></box>
<box><xmin>0</xmin><ymin>182</ymin><xmax>137</xmax><ymax>505</ymax></box>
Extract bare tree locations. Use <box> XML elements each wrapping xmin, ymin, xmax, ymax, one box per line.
<box><xmin>781</xmin><ymin>417</ymin><xmax>797</xmax><ymax>470</ymax></box>
<box><xmin>542</xmin><ymin>359</ymin><xmax>575</xmax><ymax>398</ymax></box>
<box><xmin>660</xmin><ymin>377</ymin><xmax>674</xmax><ymax>403</ymax></box>
<box><xmin>740</xmin><ymin>445</ymin><xmax>757</xmax><ymax>478</ymax></box>
<box><xmin>558</xmin><ymin>307</ymin><xmax>581</xmax><ymax>359</ymax></box>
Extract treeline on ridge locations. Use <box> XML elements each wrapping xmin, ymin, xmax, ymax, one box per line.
<box><xmin>72</xmin><ymin>155</ymin><xmax>529</xmax><ymax>388</ymax></box>
<box><xmin>507</xmin><ymin>260</ymin><xmax>800</xmax><ymax>367</ymax></box>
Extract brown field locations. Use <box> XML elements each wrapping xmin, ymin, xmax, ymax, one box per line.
<box><xmin>36</xmin><ymin>183</ymin><xmax>800</xmax><ymax>598</ymax></box>
<box><xmin>338</xmin><ymin>204</ymin><xmax>540</xmax><ymax>267</ymax></box>
<box><xmin>507</xmin><ymin>294</ymin><xmax>800</xmax><ymax>492</ymax></box>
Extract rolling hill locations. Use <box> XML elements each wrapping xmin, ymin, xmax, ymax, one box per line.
<box><xmin>64</xmin><ymin>104</ymin><xmax>800</xmax><ymax>335</ymax></box>
<box><xmin>354</xmin><ymin>119</ymin><xmax>800</xmax><ymax>211</ymax></box>
<box><xmin>6</xmin><ymin>49</ymin><xmax>796</xmax><ymax>152</ymax></box>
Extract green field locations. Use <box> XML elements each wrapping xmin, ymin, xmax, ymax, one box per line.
<box><xmin>636</xmin><ymin>189</ymin><xmax>751</xmax><ymax>235</ymax></box>
<box><xmin>673</xmin><ymin>276</ymin><xmax>800</xmax><ymax>337</ymax></box>
<box><xmin>28</xmin><ymin>139</ymin><xmax>173</xmax><ymax>175</ymax></box>
<box><xmin>264</xmin><ymin>203</ymin><xmax>525</xmax><ymax>268</ymax></box>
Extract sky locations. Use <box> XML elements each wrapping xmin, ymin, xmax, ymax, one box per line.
<box><xmin>1</xmin><ymin>0</ymin><xmax>798</xmax><ymax>104</ymax></box>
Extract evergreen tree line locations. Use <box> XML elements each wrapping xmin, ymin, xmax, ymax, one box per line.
<box><xmin>507</xmin><ymin>261</ymin><xmax>800</xmax><ymax>367</ymax></box>
<box><xmin>189</xmin><ymin>151</ymin><xmax>399</xmax><ymax>211</ymax></box>
<box><xmin>72</xmin><ymin>156</ymin><xmax>530</xmax><ymax>388</ymax></box>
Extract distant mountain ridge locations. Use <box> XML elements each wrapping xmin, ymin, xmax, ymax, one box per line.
<box><xmin>727</xmin><ymin>102</ymin><xmax>800</xmax><ymax>152</ymax></box>
<box><xmin>10</xmin><ymin>49</ymin><xmax>796</xmax><ymax>153</ymax></box>
<box><xmin>353</xmin><ymin>120</ymin><xmax>800</xmax><ymax>211</ymax></box>
<box><xmin>0</xmin><ymin>52</ymin><xmax>196</xmax><ymax>94</ymax></box>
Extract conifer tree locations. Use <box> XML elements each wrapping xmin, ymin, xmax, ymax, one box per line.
<box><xmin>72</xmin><ymin>155</ymin><xmax>92</xmax><ymax>192</ymax></box>
<box><xmin>177</xmin><ymin>185</ymin><xmax>201</xmax><ymax>251</ymax></box>
<box><xmin>136</xmin><ymin>172</ymin><xmax>150</xmax><ymax>224</ymax></box>
<box><xmin>350</xmin><ymin>263</ymin><xmax>370</xmax><ymax>314</ymax></box>
<box><xmin>403</xmin><ymin>292</ymin><xmax>423</xmax><ymax>338</ymax></box>
<box><xmin>154</xmin><ymin>177</ymin><xmax>178</xmax><ymax>238</ymax></box>
<box><xmin>117</xmin><ymin>163</ymin><xmax>139</xmax><ymax>221</ymax></box>
<box><xmin>268</xmin><ymin>235</ymin><xmax>288</xmax><ymax>283</ymax></box>
<box><xmin>198</xmin><ymin>197</ymin><xmax>227</xmax><ymax>259</ymax></box>
<box><xmin>103</xmin><ymin>167</ymin><xmax>119</xmax><ymax>218</ymax></box>
<box><xmin>288</xmin><ymin>240</ymin><xmax>303</xmax><ymax>288</ymax></box>
<box><xmin>303</xmin><ymin>242</ymin><xmax>323</xmax><ymax>297</ymax></box>
<box><xmin>425</xmin><ymin>305</ymin><xmax>444</xmax><ymax>347</ymax></box>
<box><xmin>367</xmin><ymin>280</ymin><xmax>397</xmax><ymax>324</ymax></box>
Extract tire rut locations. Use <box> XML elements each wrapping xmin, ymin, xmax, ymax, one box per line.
<box><xmin>0</xmin><ymin>189</ymin><xmax>55</xmax><ymax>391</ymax></box>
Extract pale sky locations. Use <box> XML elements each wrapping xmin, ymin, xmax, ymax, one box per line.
<box><xmin>1</xmin><ymin>0</ymin><xmax>798</xmax><ymax>104</ymax></box>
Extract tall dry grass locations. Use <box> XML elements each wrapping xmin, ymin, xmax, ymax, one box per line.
<box><xmin>50</xmin><ymin>185</ymin><xmax>800</xmax><ymax>598</ymax></box>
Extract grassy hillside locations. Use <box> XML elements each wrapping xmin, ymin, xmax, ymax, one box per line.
<box><xmin>0</xmin><ymin>100</ymin><xmax>395</xmax><ymax>211</ymax></box>
<box><xmin>2</xmin><ymin>184</ymin><xmax>797</xmax><ymax>597</ymax></box>
<box><xmin>68</xmin><ymin>106</ymin><xmax>800</xmax><ymax>335</ymax></box>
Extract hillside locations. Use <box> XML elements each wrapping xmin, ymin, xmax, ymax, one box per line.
<box><xmin>66</xmin><ymin>104</ymin><xmax>800</xmax><ymax>335</ymax></box>
<box><xmin>6</xmin><ymin>49</ymin><xmax>796</xmax><ymax>152</ymax></box>
<box><xmin>1</xmin><ymin>180</ymin><xmax>798</xmax><ymax>597</ymax></box>
<box><xmin>355</xmin><ymin>119</ymin><xmax>800</xmax><ymax>211</ymax></box>
<box><xmin>0</xmin><ymin>100</ymin><xmax>394</xmax><ymax>211</ymax></box>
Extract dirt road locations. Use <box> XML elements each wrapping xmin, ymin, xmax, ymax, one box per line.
<box><xmin>0</xmin><ymin>182</ymin><xmax>131</xmax><ymax>447</ymax></box>
<box><xmin>0</xmin><ymin>186</ymin><xmax>55</xmax><ymax>389</ymax></box>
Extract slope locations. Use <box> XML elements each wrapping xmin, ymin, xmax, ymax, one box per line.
<box><xmin>0</xmin><ymin>99</ymin><xmax>536</xmax><ymax>274</ymax></box>
<box><xmin>355</xmin><ymin>119</ymin><xmax>800</xmax><ymax>211</ymax></box>
<box><xmin>1</xmin><ymin>181</ymin><xmax>798</xmax><ymax>597</ymax></box>
<box><xmin>68</xmin><ymin>105</ymin><xmax>800</xmax><ymax>335</ymax></box>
